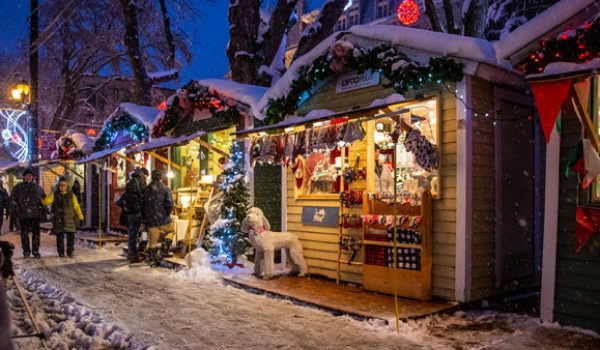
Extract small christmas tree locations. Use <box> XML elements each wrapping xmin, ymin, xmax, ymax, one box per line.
<box><xmin>208</xmin><ymin>142</ymin><xmax>251</xmax><ymax>263</ymax></box>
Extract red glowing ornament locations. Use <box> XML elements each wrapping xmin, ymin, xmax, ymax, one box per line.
<box><xmin>157</xmin><ymin>100</ymin><xmax>167</xmax><ymax>110</ymax></box>
<box><xmin>397</xmin><ymin>0</ymin><xmax>420</xmax><ymax>26</ymax></box>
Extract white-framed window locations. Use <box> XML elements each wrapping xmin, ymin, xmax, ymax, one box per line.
<box><xmin>377</xmin><ymin>1</ymin><xmax>389</xmax><ymax>18</ymax></box>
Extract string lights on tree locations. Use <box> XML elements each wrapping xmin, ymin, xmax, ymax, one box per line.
<box><xmin>397</xmin><ymin>0</ymin><xmax>420</xmax><ymax>26</ymax></box>
<box><xmin>208</xmin><ymin>142</ymin><xmax>251</xmax><ymax>264</ymax></box>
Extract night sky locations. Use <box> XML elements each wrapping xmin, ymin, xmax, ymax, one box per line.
<box><xmin>0</xmin><ymin>1</ymin><xmax>325</xmax><ymax>84</ymax></box>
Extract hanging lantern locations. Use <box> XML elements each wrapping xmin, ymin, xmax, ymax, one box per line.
<box><xmin>397</xmin><ymin>0</ymin><xmax>420</xmax><ymax>26</ymax></box>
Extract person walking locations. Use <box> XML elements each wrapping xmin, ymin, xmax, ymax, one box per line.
<box><xmin>142</xmin><ymin>169</ymin><xmax>175</xmax><ymax>267</ymax></box>
<box><xmin>11</xmin><ymin>169</ymin><xmax>45</xmax><ymax>258</ymax></box>
<box><xmin>8</xmin><ymin>190</ymin><xmax>20</xmax><ymax>233</ymax></box>
<box><xmin>42</xmin><ymin>177</ymin><xmax>84</xmax><ymax>258</ymax></box>
<box><xmin>0</xmin><ymin>184</ymin><xmax>9</xmax><ymax>235</ymax></box>
<box><xmin>124</xmin><ymin>167</ymin><xmax>148</xmax><ymax>263</ymax></box>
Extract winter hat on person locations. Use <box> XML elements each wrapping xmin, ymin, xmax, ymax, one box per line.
<box><xmin>132</xmin><ymin>167</ymin><xmax>149</xmax><ymax>178</ymax></box>
<box><xmin>151</xmin><ymin>169</ymin><xmax>164</xmax><ymax>181</ymax></box>
<box><xmin>23</xmin><ymin>168</ymin><xmax>34</xmax><ymax>177</ymax></box>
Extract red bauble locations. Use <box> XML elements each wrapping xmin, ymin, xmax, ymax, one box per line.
<box><xmin>397</xmin><ymin>0</ymin><xmax>420</xmax><ymax>26</ymax></box>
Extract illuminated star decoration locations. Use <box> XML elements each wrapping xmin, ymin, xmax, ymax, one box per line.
<box><xmin>397</xmin><ymin>0</ymin><xmax>420</xmax><ymax>26</ymax></box>
<box><xmin>0</xmin><ymin>109</ymin><xmax>29</xmax><ymax>162</ymax></box>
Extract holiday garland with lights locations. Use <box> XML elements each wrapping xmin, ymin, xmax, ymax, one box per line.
<box><xmin>265</xmin><ymin>41</ymin><xmax>463</xmax><ymax>124</ymax></box>
<box><xmin>153</xmin><ymin>81</ymin><xmax>241</xmax><ymax>138</ymax></box>
<box><xmin>208</xmin><ymin>142</ymin><xmax>251</xmax><ymax>264</ymax></box>
<box><xmin>93</xmin><ymin>114</ymin><xmax>148</xmax><ymax>151</ymax></box>
<box><xmin>526</xmin><ymin>15</ymin><xmax>600</xmax><ymax>74</ymax></box>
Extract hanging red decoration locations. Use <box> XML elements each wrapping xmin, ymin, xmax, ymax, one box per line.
<box><xmin>397</xmin><ymin>0</ymin><xmax>420</xmax><ymax>26</ymax></box>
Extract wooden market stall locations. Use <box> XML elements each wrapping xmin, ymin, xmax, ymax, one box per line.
<box><xmin>496</xmin><ymin>0</ymin><xmax>600</xmax><ymax>333</ymax></box>
<box><xmin>125</xmin><ymin>79</ymin><xmax>264</xmax><ymax>258</ymax></box>
<box><xmin>237</xmin><ymin>24</ymin><xmax>540</xmax><ymax>303</ymax></box>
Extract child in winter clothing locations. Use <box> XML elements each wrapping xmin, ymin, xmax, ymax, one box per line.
<box><xmin>42</xmin><ymin>176</ymin><xmax>84</xmax><ymax>258</ymax></box>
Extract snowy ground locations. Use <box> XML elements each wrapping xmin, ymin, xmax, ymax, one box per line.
<box><xmin>3</xmin><ymin>231</ymin><xmax>600</xmax><ymax>350</ymax></box>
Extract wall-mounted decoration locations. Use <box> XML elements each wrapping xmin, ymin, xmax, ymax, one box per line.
<box><xmin>301</xmin><ymin>206</ymin><xmax>339</xmax><ymax>227</ymax></box>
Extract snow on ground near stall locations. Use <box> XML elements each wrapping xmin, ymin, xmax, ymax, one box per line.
<box><xmin>5</xmin><ymin>236</ymin><xmax>600</xmax><ymax>350</ymax></box>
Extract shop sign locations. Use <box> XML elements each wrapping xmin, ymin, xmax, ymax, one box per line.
<box><xmin>301</xmin><ymin>206</ymin><xmax>340</xmax><ymax>227</ymax></box>
<box><xmin>336</xmin><ymin>70</ymin><xmax>380</xmax><ymax>93</ymax></box>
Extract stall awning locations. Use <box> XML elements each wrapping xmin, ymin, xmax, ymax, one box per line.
<box><xmin>126</xmin><ymin>131</ymin><xmax>206</xmax><ymax>154</ymax></box>
<box><xmin>234</xmin><ymin>101</ymin><xmax>410</xmax><ymax>137</ymax></box>
<box><xmin>0</xmin><ymin>160</ymin><xmax>20</xmax><ymax>171</ymax></box>
<box><xmin>526</xmin><ymin>58</ymin><xmax>600</xmax><ymax>82</ymax></box>
<box><xmin>77</xmin><ymin>146</ymin><xmax>128</xmax><ymax>164</ymax></box>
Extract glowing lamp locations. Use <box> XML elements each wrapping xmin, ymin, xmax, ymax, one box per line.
<box><xmin>397</xmin><ymin>0</ymin><xmax>420</xmax><ymax>26</ymax></box>
<box><xmin>11</xmin><ymin>83</ymin><xmax>30</xmax><ymax>102</ymax></box>
<box><xmin>201</xmin><ymin>174</ymin><xmax>214</xmax><ymax>183</ymax></box>
<box><xmin>167</xmin><ymin>170</ymin><xmax>175</xmax><ymax>179</ymax></box>
<box><xmin>86</xmin><ymin>128</ymin><xmax>97</xmax><ymax>136</ymax></box>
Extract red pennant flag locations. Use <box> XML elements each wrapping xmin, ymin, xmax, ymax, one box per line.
<box><xmin>531</xmin><ymin>79</ymin><xmax>573</xmax><ymax>143</ymax></box>
<box><xmin>575</xmin><ymin>206</ymin><xmax>600</xmax><ymax>253</ymax></box>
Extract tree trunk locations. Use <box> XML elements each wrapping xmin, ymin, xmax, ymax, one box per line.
<box><xmin>159</xmin><ymin>0</ymin><xmax>176</xmax><ymax>69</ymax></box>
<box><xmin>292</xmin><ymin>0</ymin><xmax>345</xmax><ymax>61</ymax></box>
<box><xmin>442</xmin><ymin>0</ymin><xmax>459</xmax><ymax>34</ymax></box>
<box><xmin>119</xmin><ymin>0</ymin><xmax>152</xmax><ymax>105</ymax></box>
<box><xmin>51</xmin><ymin>31</ymin><xmax>76</xmax><ymax>130</ymax></box>
<box><xmin>463</xmin><ymin>0</ymin><xmax>490</xmax><ymax>38</ymax></box>
<box><xmin>423</xmin><ymin>0</ymin><xmax>444</xmax><ymax>32</ymax></box>
<box><xmin>257</xmin><ymin>0</ymin><xmax>298</xmax><ymax>86</ymax></box>
<box><xmin>227</xmin><ymin>0</ymin><xmax>260</xmax><ymax>85</ymax></box>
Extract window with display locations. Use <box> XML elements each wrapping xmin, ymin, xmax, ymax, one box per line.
<box><xmin>372</xmin><ymin>98</ymin><xmax>439</xmax><ymax>201</ymax></box>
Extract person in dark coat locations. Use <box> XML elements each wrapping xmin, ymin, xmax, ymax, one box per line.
<box><xmin>124</xmin><ymin>167</ymin><xmax>148</xmax><ymax>262</ymax></box>
<box><xmin>0</xmin><ymin>184</ymin><xmax>9</xmax><ymax>235</ymax></box>
<box><xmin>142</xmin><ymin>169</ymin><xmax>174</xmax><ymax>266</ymax></box>
<box><xmin>11</xmin><ymin>168</ymin><xmax>45</xmax><ymax>258</ymax></box>
<box><xmin>8</xmin><ymin>191</ymin><xmax>20</xmax><ymax>232</ymax></box>
<box><xmin>42</xmin><ymin>177</ymin><xmax>84</xmax><ymax>258</ymax></box>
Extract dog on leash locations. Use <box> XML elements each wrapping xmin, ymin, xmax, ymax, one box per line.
<box><xmin>241</xmin><ymin>207</ymin><xmax>308</xmax><ymax>279</ymax></box>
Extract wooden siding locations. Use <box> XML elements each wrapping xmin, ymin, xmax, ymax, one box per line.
<box><xmin>287</xmin><ymin>79</ymin><xmax>458</xmax><ymax>299</ymax></box>
<box><xmin>41</xmin><ymin>165</ymin><xmax>64</xmax><ymax>194</ymax></box>
<box><xmin>554</xmin><ymin>103</ymin><xmax>600</xmax><ymax>333</ymax></box>
<box><xmin>469</xmin><ymin>77</ymin><xmax>498</xmax><ymax>300</ymax></box>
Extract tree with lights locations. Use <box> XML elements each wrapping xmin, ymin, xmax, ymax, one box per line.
<box><xmin>208</xmin><ymin>142</ymin><xmax>251</xmax><ymax>264</ymax></box>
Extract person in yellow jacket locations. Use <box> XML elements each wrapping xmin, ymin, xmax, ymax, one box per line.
<box><xmin>42</xmin><ymin>176</ymin><xmax>84</xmax><ymax>258</ymax></box>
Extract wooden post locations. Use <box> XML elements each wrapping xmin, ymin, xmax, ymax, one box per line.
<box><xmin>392</xmin><ymin>140</ymin><xmax>400</xmax><ymax>333</ymax></box>
<box><xmin>336</xmin><ymin>147</ymin><xmax>346</xmax><ymax>284</ymax></box>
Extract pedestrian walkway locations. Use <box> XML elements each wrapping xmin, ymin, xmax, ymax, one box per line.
<box><xmin>223</xmin><ymin>274</ymin><xmax>457</xmax><ymax>322</ymax></box>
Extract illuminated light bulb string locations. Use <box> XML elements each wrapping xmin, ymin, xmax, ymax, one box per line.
<box><xmin>442</xmin><ymin>84</ymin><xmax>534</xmax><ymax>125</ymax></box>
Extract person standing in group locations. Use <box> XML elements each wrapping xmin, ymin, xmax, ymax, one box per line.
<box><xmin>42</xmin><ymin>177</ymin><xmax>84</xmax><ymax>258</ymax></box>
<box><xmin>11</xmin><ymin>168</ymin><xmax>45</xmax><ymax>258</ymax></box>
<box><xmin>142</xmin><ymin>169</ymin><xmax>174</xmax><ymax>267</ymax></box>
<box><xmin>0</xmin><ymin>184</ymin><xmax>9</xmax><ymax>235</ymax></box>
<box><xmin>8</xmin><ymin>190</ymin><xmax>20</xmax><ymax>233</ymax></box>
<box><xmin>124</xmin><ymin>167</ymin><xmax>148</xmax><ymax>263</ymax></box>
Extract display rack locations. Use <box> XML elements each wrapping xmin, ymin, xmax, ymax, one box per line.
<box><xmin>361</xmin><ymin>191</ymin><xmax>432</xmax><ymax>301</ymax></box>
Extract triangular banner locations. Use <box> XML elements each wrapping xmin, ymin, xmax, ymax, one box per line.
<box><xmin>575</xmin><ymin>206</ymin><xmax>600</xmax><ymax>253</ymax></box>
<box><xmin>531</xmin><ymin>79</ymin><xmax>573</xmax><ymax>143</ymax></box>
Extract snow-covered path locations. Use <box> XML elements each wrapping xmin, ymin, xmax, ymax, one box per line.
<box><xmin>5</xmin><ymin>234</ymin><xmax>600</xmax><ymax>350</ymax></box>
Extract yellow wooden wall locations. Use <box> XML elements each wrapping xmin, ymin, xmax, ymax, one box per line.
<box><xmin>41</xmin><ymin>166</ymin><xmax>64</xmax><ymax>194</ymax></box>
<box><xmin>288</xmin><ymin>78</ymin><xmax>458</xmax><ymax>299</ymax></box>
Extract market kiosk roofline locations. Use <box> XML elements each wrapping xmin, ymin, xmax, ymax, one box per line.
<box><xmin>233</xmin><ymin>100</ymin><xmax>421</xmax><ymax>137</ymax></box>
<box><xmin>126</xmin><ymin>130</ymin><xmax>206</xmax><ymax>154</ymax></box>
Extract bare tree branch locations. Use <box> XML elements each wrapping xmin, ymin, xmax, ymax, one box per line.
<box><xmin>424</xmin><ymin>0</ymin><xmax>444</xmax><ymax>32</ymax></box>
<box><xmin>293</xmin><ymin>0</ymin><xmax>345</xmax><ymax>61</ymax></box>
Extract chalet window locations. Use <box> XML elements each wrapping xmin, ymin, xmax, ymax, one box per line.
<box><xmin>377</xmin><ymin>2</ymin><xmax>389</xmax><ymax>18</ymax></box>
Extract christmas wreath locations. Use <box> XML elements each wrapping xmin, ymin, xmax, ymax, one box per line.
<box><xmin>526</xmin><ymin>15</ymin><xmax>600</xmax><ymax>74</ymax></box>
<box><xmin>93</xmin><ymin>114</ymin><xmax>148</xmax><ymax>152</ymax></box>
<box><xmin>264</xmin><ymin>41</ymin><xmax>464</xmax><ymax>124</ymax></box>
<box><xmin>152</xmin><ymin>81</ymin><xmax>241</xmax><ymax>138</ymax></box>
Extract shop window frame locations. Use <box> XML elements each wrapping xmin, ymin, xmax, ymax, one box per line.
<box><xmin>585</xmin><ymin>76</ymin><xmax>600</xmax><ymax>204</ymax></box>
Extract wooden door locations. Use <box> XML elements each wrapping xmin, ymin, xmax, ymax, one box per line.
<box><xmin>253</xmin><ymin>164</ymin><xmax>282</xmax><ymax>231</ymax></box>
<box><xmin>496</xmin><ymin>99</ymin><xmax>537</xmax><ymax>284</ymax></box>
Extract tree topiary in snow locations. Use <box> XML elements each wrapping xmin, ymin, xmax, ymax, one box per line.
<box><xmin>208</xmin><ymin>142</ymin><xmax>251</xmax><ymax>264</ymax></box>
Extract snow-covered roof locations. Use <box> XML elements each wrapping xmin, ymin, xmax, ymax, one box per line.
<box><xmin>527</xmin><ymin>58</ymin><xmax>600</xmax><ymax>81</ymax></box>
<box><xmin>256</xmin><ymin>25</ymin><xmax>513</xmax><ymax>119</ymax></box>
<box><xmin>197</xmin><ymin>79</ymin><xmax>267</xmax><ymax>117</ymax></box>
<box><xmin>126</xmin><ymin>130</ymin><xmax>206</xmax><ymax>154</ymax></box>
<box><xmin>106</xmin><ymin>103</ymin><xmax>160</xmax><ymax>131</ymax></box>
<box><xmin>494</xmin><ymin>0</ymin><xmax>599</xmax><ymax>61</ymax></box>
<box><xmin>64</xmin><ymin>130</ymin><xmax>95</xmax><ymax>155</ymax></box>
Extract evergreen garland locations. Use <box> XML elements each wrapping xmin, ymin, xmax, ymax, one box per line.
<box><xmin>526</xmin><ymin>15</ymin><xmax>600</xmax><ymax>74</ymax></box>
<box><xmin>153</xmin><ymin>81</ymin><xmax>241</xmax><ymax>138</ymax></box>
<box><xmin>264</xmin><ymin>43</ymin><xmax>464</xmax><ymax>124</ymax></box>
<box><xmin>208</xmin><ymin>142</ymin><xmax>251</xmax><ymax>263</ymax></box>
<box><xmin>93</xmin><ymin>114</ymin><xmax>148</xmax><ymax>152</ymax></box>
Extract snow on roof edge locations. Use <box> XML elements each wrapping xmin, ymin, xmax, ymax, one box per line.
<box><xmin>493</xmin><ymin>0</ymin><xmax>598</xmax><ymax>60</ymax></box>
<box><xmin>526</xmin><ymin>58</ymin><xmax>600</xmax><ymax>80</ymax></box>
<box><xmin>197</xmin><ymin>79</ymin><xmax>268</xmax><ymax>117</ymax></box>
<box><xmin>105</xmin><ymin>102</ymin><xmax>160</xmax><ymax>131</ymax></box>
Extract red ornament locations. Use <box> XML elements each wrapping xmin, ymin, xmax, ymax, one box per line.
<box><xmin>397</xmin><ymin>0</ymin><xmax>420</xmax><ymax>26</ymax></box>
